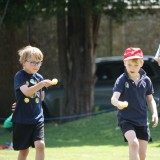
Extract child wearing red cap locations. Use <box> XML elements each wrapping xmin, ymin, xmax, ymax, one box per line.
<box><xmin>111</xmin><ymin>47</ymin><xmax>158</xmax><ymax>160</ymax></box>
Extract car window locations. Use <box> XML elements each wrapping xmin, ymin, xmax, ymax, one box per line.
<box><xmin>142</xmin><ymin>63</ymin><xmax>155</xmax><ymax>77</ymax></box>
<box><xmin>96</xmin><ymin>62</ymin><xmax>124</xmax><ymax>82</ymax></box>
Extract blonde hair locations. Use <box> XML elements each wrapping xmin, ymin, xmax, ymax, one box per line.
<box><xmin>128</xmin><ymin>58</ymin><xmax>143</xmax><ymax>64</ymax></box>
<box><xmin>18</xmin><ymin>45</ymin><xmax>43</xmax><ymax>64</ymax></box>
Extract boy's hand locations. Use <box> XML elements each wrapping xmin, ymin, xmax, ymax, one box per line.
<box><xmin>152</xmin><ymin>113</ymin><xmax>158</xmax><ymax>128</ymax></box>
<box><xmin>42</xmin><ymin>79</ymin><xmax>54</xmax><ymax>88</ymax></box>
<box><xmin>11</xmin><ymin>102</ymin><xmax>16</xmax><ymax>111</ymax></box>
<box><xmin>117</xmin><ymin>101</ymin><xmax>128</xmax><ymax>110</ymax></box>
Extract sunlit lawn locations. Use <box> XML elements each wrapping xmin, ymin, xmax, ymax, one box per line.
<box><xmin>0</xmin><ymin>111</ymin><xmax>160</xmax><ymax>160</ymax></box>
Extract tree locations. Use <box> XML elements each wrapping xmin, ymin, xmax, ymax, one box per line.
<box><xmin>1</xmin><ymin>0</ymin><xmax>159</xmax><ymax>118</ymax></box>
<box><xmin>56</xmin><ymin>0</ymin><xmax>101</xmax><ymax>116</ymax></box>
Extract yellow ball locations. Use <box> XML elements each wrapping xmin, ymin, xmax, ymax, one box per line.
<box><xmin>24</xmin><ymin>98</ymin><xmax>29</xmax><ymax>103</ymax></box>
<box><xmin>52</xmin><ymin>78</ymin><xmax>58</xmax><ymax>85</ymax></box>
<box><xmin>122</xmin><ymin>101</ymin><xmax>128</xmax><ymax>108</ymax></box>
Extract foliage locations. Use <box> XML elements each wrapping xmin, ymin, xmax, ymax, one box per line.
<box><xmin>1</xmin><ymin>0</ymin><xmax>160</xmax><ymax>25</ymax></box>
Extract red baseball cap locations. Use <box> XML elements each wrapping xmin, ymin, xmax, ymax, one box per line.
<box><xmin>124</xmin><ymin>47</ymin><xmax>143</xmax><ymax>61</ymax></box>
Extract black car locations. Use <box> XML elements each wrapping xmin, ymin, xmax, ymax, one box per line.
<box><xmin>42</xmin><ymin>56</ymin><xmax>160</xmax><ymax>118</ymax></box>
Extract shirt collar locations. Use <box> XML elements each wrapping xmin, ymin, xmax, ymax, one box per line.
<box><xmin>124</xmin><ymin>68</ymin><xmax>146</xmax><ymax>79</ymax></box>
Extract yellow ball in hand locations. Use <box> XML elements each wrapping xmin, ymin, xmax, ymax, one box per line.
<box><xmin>52</xmin><ymin>78</ymin><xmax>58</xmax><ymax>85</ymax></box>
<box><xmin>122</xmin><ymin>101</ymin><xmax>128</xmax><ymax>108</ymax></box>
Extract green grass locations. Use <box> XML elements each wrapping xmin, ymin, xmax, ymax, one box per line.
<box><xmin>0</xmin><ymin>111</ymin><xmax>160</xmax><ymax>160</ymax></box>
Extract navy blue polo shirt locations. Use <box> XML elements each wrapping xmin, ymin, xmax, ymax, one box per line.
<box><xmin>113</xmin><ymin>68</ymin><xmax>154</xmax><ymax>126</ymax></box>
<box><xmin>12</xmin><ymin>70</ymin><xmax>44</xmax><ymax>124</ymax></box>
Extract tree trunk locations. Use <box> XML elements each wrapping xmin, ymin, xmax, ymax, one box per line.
<box><xmin>57</xmin><ymin>0</ymin><xmax>101</xmax><ymax>118</ymax></box>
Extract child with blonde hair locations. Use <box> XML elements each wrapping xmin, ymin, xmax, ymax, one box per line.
<box><xmin>12</xmin><ymin>45</ymin><xmax>53</xmax><ymax>160</ymax></box>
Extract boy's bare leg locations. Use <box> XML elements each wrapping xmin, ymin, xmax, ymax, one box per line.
<box><xmin>138</xmin><ymin>139</ymin><xmax>148</xmax><ymax>160</ymax></box>
<box><xmin>35</xmin><ymin>140</ymin><xmax>45</xmax><ymax>160</ymax></box>
<box><xmin>18</xmin><ymin>148</ymin><xmax>29</xmax><ymax>160</ymax></box>
<box><xmin>125</xmin><ymin>130</ymin><xmax>140</xmax><ymax>160</ymax></box>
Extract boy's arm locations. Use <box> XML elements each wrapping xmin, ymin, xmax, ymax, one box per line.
<box><xmin>41</xmin><ymin>90</ymin><xmax>45</xmax><ymax>101</ymax></box>
<box><xmin>146</xmin><ymin>94</ymin><xmax>158</xmax><ymax>128</ymax></box>
<box><xmin>111</xmin><ymin>92</ymin><xmax>128</xmax><ymax>110</ymax></box>
<box><xmin>20</xmin><ymin>79</ymin><xmax>53</xmax><ymax>97</ymax></box>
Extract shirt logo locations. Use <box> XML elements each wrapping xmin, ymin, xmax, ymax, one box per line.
<box><xmin>125</xmin><ymin>82</ymin><xmax>129</xmax><ymax>88</ymax></box>
<box><xmin>30</xmin><ymin>79</ymin><xmax>35</xmax><ymax>84</ymax></box>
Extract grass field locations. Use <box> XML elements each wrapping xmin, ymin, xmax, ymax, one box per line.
<box><xmin>0</xmin><ymin>111</ymin><xmax>160</xmax><ymax>160</ymax></box>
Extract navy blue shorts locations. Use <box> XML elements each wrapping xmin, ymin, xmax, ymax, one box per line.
<box><xmin>120</xmin><ymin>122</ymin><xmax>150</xmax><ymax>142</ymax></box>
<box><xmin>12</xmin><ymin>122</ymin><xmax>44</xmax><ymax>150</ymax></box>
